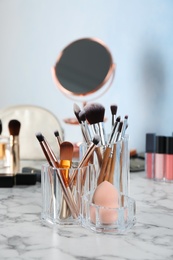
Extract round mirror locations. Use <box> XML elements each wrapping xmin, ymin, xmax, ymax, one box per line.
<box><xmin>52</xmin><ymin>38</ymin><xmax>115</xmax><ymax>101</ymax></box>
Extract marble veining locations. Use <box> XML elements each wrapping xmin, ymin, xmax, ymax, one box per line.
<box><xmin>0</xmin><ymin>171</ymin><xmax>173</xmax><ymax>260</ymax></box>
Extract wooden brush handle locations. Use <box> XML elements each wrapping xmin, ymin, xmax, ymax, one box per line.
<box><xmin>97</xmin><ymin>146</ymin><xmax>111</xmax><ymax>185</ymax></box>
<box><xmin>104</xmin><ymin>156</ymin><xmax>112</xmax><ymax>181</ymax></box>
<box><xmin>108</xmin><ymin>143</ymin><xmax>117</xmax><ymax>184</ymax></box>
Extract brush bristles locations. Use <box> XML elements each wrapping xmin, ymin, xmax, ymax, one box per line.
<box><xmin>73</xmin><ymin>103</ymin><xmax>81</xmax><ymax>124</ymax></box>
<box><xmin>118</xmin><ymin>121</ymin><xmax>123</xmax><ymax>132</ymax></box>
<box><xmin>35</xmin><ymin>132</ymin><xmax>44</xmax><ymax>142</ymax></box>
<box><xmin>92</xmin><ymin>134</ymin><xmax>100</xmax><ymax>145</ymax></box>
<box><xmin>54</xmin><ymin>130</ymin><xmax>60</xmax><ymax>137</ymax></box>
<box><xmin>8</xmin><ymin>119</ymin><xmax>21</xmax><ymax>136</ymax></box>
<box><xmin>84</xmin><ymin>103</ymin><xmax>105</xmax><ymax>124</ymax></box>
<box><xmin>78</xmin><ymin>110</ymin><xmax>86</xmax><ymax>122</ymax></box>
<box><xmin>110</xmin><ymin>105</ymin><xmax>117</xmax><ymax>115</ymax></box>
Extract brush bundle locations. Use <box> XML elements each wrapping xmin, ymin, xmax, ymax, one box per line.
<box><xmin>74</xmin><ymin>102</ymin><xmax>130</xmax><ymax>199</ymax></box>
<box><xmin>36</xmin><ymin>132</ymin><xmax>99</xmax><ymax>223</ymax></box>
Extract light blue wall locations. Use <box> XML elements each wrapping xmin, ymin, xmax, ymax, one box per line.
<box><xmin>0</xmin><ymin>0</ymin><xmax>173</xmax><ymax>152</ymax></box>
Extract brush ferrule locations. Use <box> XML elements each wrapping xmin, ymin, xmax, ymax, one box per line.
<box><xmin>108</xmin><ymin>121</ymin><xmax>120</xmax><ymax>145</ymax></box>
<box><xmin>97</xmin><ymin>122</ymin><xmax>106</xmax><ymax>146</ymax></box>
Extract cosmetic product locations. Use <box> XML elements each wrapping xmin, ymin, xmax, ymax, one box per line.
<box><xmin>90</xmin><ymin>181</ymin><xmax>119</xmax><ymax>224</ymax></box>
<box><xmin>145</xmin><ymin>133</ymin><xmax>156</xmax><ymax>179</ymax></box>
<box><xmin>154</xmin><ymin>135</ymin><xmax>166</xmax><ymax>180</ymax></box>
<box><xmin>8</xmin><ymin>119</ymin><xmax>21</xmax><ymax>175</ymax></box>
<box><xmin>165</xmin><ymin>136</ymin><xmax>173</xmax><ymax>181</ymax></box>
<box><xmin>0</xmin><ymin>174</ymin><xmax>14</xmax><ymax>187</ymax></box>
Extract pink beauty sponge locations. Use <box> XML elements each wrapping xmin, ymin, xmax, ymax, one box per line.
<box><xmin>90</xmin><ymin>181</ymin><xmax>120</xmax><ymax>224</ymax></box>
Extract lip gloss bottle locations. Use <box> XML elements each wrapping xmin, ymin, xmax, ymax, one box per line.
<box><xmin>145</xmin><ymin>133</ymin><xmax>156</xmax><ymax>179</ymax></box>
<box><xmin>165</xmin><ymin>136</ymin><xmax>173</xmax><ymax>182</ymax></box>
<box><xmin>154</xmin><ymin>136</ymin><xmax>166</xmax><ymax>181</ymax></box>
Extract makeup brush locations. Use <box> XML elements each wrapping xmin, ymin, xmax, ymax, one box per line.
<box><xmin>110</xmin><ymin>104</ymin><xmax>118</xmax><ymax>129</ymax></box>
<box><xmin>60</xmin><ymin>141</ymin><xmax>74</xmax><ymax>179</ymax></box>
<box><xmin>36</xmin><ymin>133</ymin><xmax>78</xmax><ymax>218</ymax></box>
<box><xmin>84</xmin><ymin>103</ymin><xmax>106</xmax><ymax>146</ymax></box>
<box><xmin>8</xmin><ymin>119</ymin><xmax>21</xmax><ymax>174</ymax></box>
<box><xmin>69</xmin><ymin>134</ymin><xmax>100</xmax><ymax>185</ymax></box>
<box><xmin>115</xmin><ymin>121</ymin><xmax>123</xmax><ymax>142</ymax></box>
<box><xmin>73</xmin><ymin>103</ymin><xmax>89</xmax><ymax>143</ymax></box>
<box><xmin>107</xmin><ymin>116</ymin><xmax>121</xmax><ymax>145</ymax></box>
<box><xmin>121</xmin><ymin>115</ymin><xmax>128</xmax><ymax>139</ymax></box>
<box><xmin>73</xmin><ymin>103</ymin><xmax>81</xmax><ymax>123</ymax></box>
<box><xmin>78</xmin><ymin>110</ymin><xmax>92</xmax><ymax>144</ymax></box>
<box><xmin>59</xmin><ymin>141</ymin><xmax>74</xmax><ymax>219</ymax></box>
<box><xmin>54</xmin><ymin>130</ymin><xmax>62</xmax><ymax>147</ymax></box>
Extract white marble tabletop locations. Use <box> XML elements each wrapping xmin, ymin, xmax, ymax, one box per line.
<box><xmin>0</xmin><ymin>170</ymin><xmax>173</xmax><ymax>260</ymax></box>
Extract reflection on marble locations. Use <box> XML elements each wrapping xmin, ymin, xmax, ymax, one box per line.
<box><xmin>0</xmin><ymin>171</ymin><xmax>173</xmax><ymax>260</ymax></box>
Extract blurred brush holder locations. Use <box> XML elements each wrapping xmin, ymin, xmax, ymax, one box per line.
<box><xmin>41</xmin><ymin>163</ymin><xmax>97</xmax><ymax>226</ymax></box>
<box><xmin>81</xmin><ymin>191</ymin><xmax>136</xmax><ymax>234</ymax></box>
<box><xmin>80</xmin><ymin>135</ymin><xmax>130</xmax><ymax>198</ymax></box>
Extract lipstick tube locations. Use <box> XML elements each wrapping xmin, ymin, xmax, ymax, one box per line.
<box><xmin>165</xmin><ymin>136</ymin><xmax>173</xmax><ymax>182</ymax></box>
<box><xmin>145</xmin><ymin>133</ymin><xmax>156</xmax><ymax>179</ymax></box>
<box><xmin>154</xmin><ymin>136</ymin><xmax>166</xmax><ymax>180</ymax></box>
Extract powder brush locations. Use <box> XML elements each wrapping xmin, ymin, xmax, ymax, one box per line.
<box><xmin>84</xmin><ymin>103</ymin><xmax>106</xmax><ymax>146</ymax></box>
<box><xmin>8</xmin><ymin>119</ymin><xmax>21</xmax><ymax>174</ymax></box>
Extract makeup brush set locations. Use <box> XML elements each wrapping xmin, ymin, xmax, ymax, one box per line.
<box><xmin>39</xmin><ymin>102</ymin><xmax>136</xmax><ymax>233</ymax></box>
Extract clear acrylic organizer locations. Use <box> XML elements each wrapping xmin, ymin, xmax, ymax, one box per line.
<box><xmin>41</xmin><ymin>163</ymin><xmax>97</xmax><ymax>226</ymax></box>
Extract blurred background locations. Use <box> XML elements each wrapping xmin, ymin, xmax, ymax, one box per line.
<box><xmin>0</xmin><ymin>0</ymin><xmax>173</xmax><ymax>153</ymax></box>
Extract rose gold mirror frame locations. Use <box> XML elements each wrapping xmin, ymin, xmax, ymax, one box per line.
<box><xmin>52</xmin><ymin>38</ymin><xmax>115</xmax><ymax>99</ymax></box>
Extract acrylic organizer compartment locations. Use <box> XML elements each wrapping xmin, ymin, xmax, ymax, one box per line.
<box><xmin>81</xmin><ymin>192</ymin><xmax>136</xmax><ymax>234</ymax></box>
<box><xmin>79</xmin><ymin>135</ymin><xmax>136</xmax><ymax>234</ymax></box>
<box><xmin>41</xmin><ymin>163</ymin><xmax>97</xmax><ymax>226</ymax></box>
<box><xmin>80</xmin><ymin>135</ymin><xmax>130</xmax><ymax>197</ymax></box>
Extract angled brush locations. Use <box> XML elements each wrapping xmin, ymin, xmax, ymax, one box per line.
<box><xmin>84</xmin><ymin>103</ymin><xmax>106</xmax><ymax>146</ymax></box>
<box><xmin>8</xmin><ymin>119</ymin><xmax>21</xmax><ymax>174</ymax></box>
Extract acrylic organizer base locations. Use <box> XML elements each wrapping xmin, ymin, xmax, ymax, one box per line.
<box><xmin>41</xmin><ymin>163</ymin><xmax>97</xmax><ymax>226</ymax></box>
<box><xmin>81</xmin><ymin>191</ymin><xmax>136</xmax><ymax>234</ymax></box>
